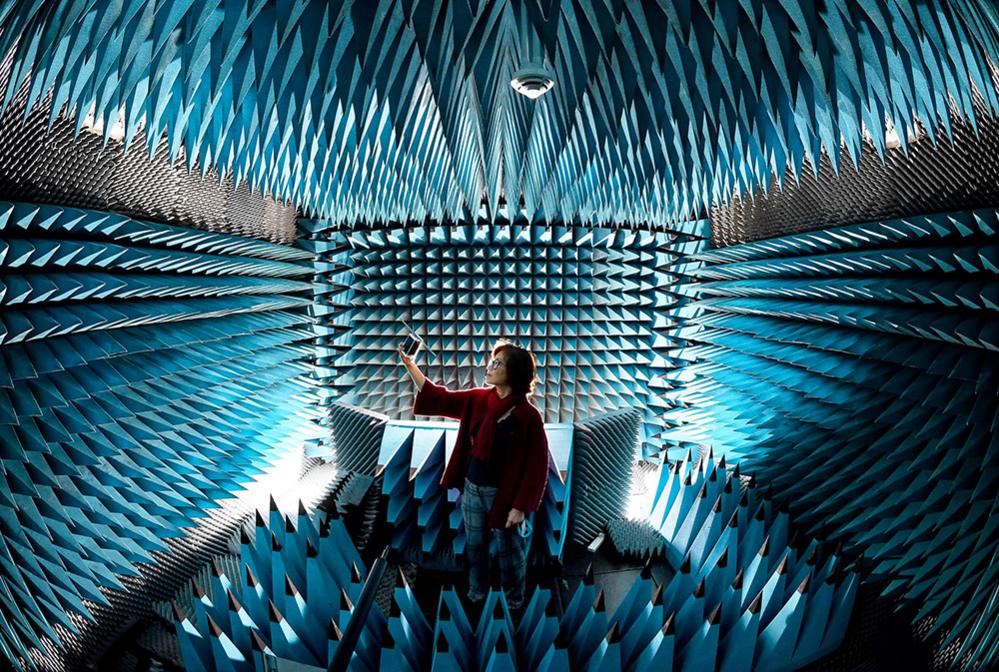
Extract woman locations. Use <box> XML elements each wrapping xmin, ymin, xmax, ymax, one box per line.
<box><xmin>400</xmin><ymin>339</ymin><xmax>550</xmax><ymax>610</ymax></box>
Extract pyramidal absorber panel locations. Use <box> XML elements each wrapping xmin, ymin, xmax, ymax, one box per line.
<box><xmin>663</xmin><ymin>209</ymin><xmax>999</xmax><ymax>670</ymax></box>
<box><xmin>0</xmin><ymin>201</ymin><xmax>318</xmax><ymax>670</ymax></box>
<box><xmin>640</xmin><ymin>449</ymin><xmax>859</xmax><ymax>671</ymax></box>
<box><xmin>161</xmin><ymin>500</ymin><xmax>370</xmax><ymax>670</ymax></box>
<box><xmin>376</xmin><ymin>419</ymin><xmax>572</xmax><ymax>565</ymax></box>
<box><xmin>301</xmin><ymin>219</ymin><xmax>708</xmax><ymax>458</ymax></box>
<box><xmin>0</xmin><ymin>1</ymin><xmax>997</xmax><ymax>227</ymax></box>
<box><xmin>169</xmin><ymin>479</ymin><xmax>856</xmax><ymax>671</ymax></box>
<box><xmin>323</xmin><ymin>402</ymin><xmax>389</xmax><ymax>476</ymax></box>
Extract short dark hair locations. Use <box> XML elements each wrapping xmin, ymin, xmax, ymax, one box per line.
<box><xmin>492</xmin><ymin>339</ymin><xmax>538</xmax><ymax>396</ymax></box>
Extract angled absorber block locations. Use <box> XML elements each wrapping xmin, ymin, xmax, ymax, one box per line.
<box><xmin>605</xmin><ymin>518</ymin><xmax>667</xmax><ymax>562</ymax></box>
<box><xmin>619</xmin><ymin>579</ymin><xmax>670</xmax><ymax>670</ymax></box>
<box><xmin>562</xmin><ymin>586</ymin><xmax>605</xmax><ymax>667</ymax></box>
<box><xmin>377</xmin><ymin>425</ymin><xmax>419</xmax><ymax>551</ymax></box>
<box><xmin>666</xmin><ymin>209</ymin><xmax>999</xmax><ymax>669</ymax></box>
<box><xmin>384</xmin><ymin>569</ymin><xmax>433</xmax><ymax>671</ymax></box>
<box><xmin>630</xmin><ymin>613</ymin><xmax>676</xmax><ymax>671</ymax></box>
<box><xmin>474</xmin><ymin>592</ymin><xmax>519</xmax><ymax>671</ymax></box>
<box><xmin>568</xmin><ymin>407</ymin><xmax>642</xmax><ymax>545</ymax></box>
<box><xmin>172</xmin><ymin>600</ymin><xmax>212</xmax><ymax>670</ymax></box>
<box><xmin>325</xmin><ymin>403</ymin><xmax>389</xmax><ymax>475</ymax></box>
<box><xmin>378</xmin><ymin>423</ymin><xmax>441</xmax><ymax>554</ymax></box>
<box><xmin>304</xmin><ymin>221</ymin><xmax>703</xmax><ymax>458</ymax></box>
<box><xmin>515</xmin><ymin>587</ymin><xmax>562</xmax><ymax>670</ymax></box>
<box><xmin>607</xmin><ymin>559</ymin><xmax>658</xmax><ymax>642</ymax></box>
<box><xmin>163</xmin><ymin>501</ymin><xmax>373</xmax><ymax>671</ymax></box>
<box><xmin>412</xmin><ymin>429</ymin><xmax>453</xmax><ymax>555</ymax></box>
<box><xmin>432</xmin><ymin>586</ymin><xmax>476</xmax><ymax>670</ymax></box>
<box><xmin>561</xmin><ymin>562</ymin><xmax>599</xmax><ymax>637</ymax></box>
<box><xmin>624</xmin><ymin>453</ymin><xmax>859</xmax><ymax>671</ymax></box>
<box><xmin>424</xmin><ymin>569</ymin><xmax>609</xmax><ymax>671</ymax></box>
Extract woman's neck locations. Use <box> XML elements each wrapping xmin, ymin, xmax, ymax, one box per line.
<box><xmin>495</xmin><ymin>384</ymin><xmax>512</xmax><ymax>399</ymax></box>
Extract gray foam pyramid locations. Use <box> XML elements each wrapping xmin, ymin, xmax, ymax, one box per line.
<box><xmin>568</xmin><ymin>407</ymin><xmax>644</xmax><ymax>545</ymax></box>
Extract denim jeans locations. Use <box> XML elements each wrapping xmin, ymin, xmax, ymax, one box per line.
<box><xmin>461</xmin><ymin>477</ymin><xmax>527</xmax><ymax>609</ymax></box>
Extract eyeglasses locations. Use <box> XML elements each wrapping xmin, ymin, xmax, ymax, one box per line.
<box><xmin>486</xmin><ymin>358</ymin><xmax>506</xmax><ymax>370</ymax></box>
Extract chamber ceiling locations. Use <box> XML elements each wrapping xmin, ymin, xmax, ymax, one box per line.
<box><xmin>0</xmin><ymin>0</ymin><xmax>996</xmax><ymax>227</ymax></box>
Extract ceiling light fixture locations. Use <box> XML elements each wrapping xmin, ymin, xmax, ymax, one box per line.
<box><xmin>511</xmin><ymin>60</ymin><xmax>555</xmax><ymax>100</ymax></box>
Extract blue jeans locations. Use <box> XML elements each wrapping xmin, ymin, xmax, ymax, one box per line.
<box><xmin>461</xmin><ymin>478</ymin><xmax>527</xmax><ymax>609</ymax></box>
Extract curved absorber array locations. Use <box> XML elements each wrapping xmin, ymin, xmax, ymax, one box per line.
<box><xmin>0</xmin><ymin>2</ymin><xmax>997</xmax><ymax>226</ymax></box>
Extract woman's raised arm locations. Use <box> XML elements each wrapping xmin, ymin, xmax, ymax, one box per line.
<box><xmin>402</xmin><ymin>345</ymin><xmax>477</xmax><ymax>419</ymax></box>
<box><xmin>400</xmin><ymin>345</ymin><xmax>427</xmax><ymax>390</ymax></box>
<box><xmin>412</xmin><ymin>379</ymin><xmax>479</xmax><ymax>419</ymax></box>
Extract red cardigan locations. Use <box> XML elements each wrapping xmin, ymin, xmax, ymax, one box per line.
<box><xmin>413</xmin><ymin>379</ymin><xmax>550</xmax><ymax>529</ymax></box>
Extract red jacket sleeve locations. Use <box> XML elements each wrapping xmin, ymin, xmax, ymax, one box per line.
<box><xmin>413</xmin><ymin>379</ymin><xmax>477</xmax><ymax>419</ymax></box>
<box><xmin>511</xmin><ymin>413</ymin><xmax>550</xmax><ymax>513</ymax></box>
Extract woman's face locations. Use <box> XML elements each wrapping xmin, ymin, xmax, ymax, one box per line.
<box><xmin>484</xmin><ymin>353</ymin><xmax>508</xmax><ymax>386</ymax></box>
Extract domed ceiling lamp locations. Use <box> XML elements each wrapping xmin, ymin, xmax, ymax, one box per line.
<box><xmin>510</xmin><ymin>1</ymin><xmax>554</xmax><ymax>100</ymax></box>
<box><xmin>511</xmin><ymin>60</ymin><xmax>555</xmax><ymax>99</ymax></box>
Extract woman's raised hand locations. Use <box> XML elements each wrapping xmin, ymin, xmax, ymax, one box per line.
<box><xmin>399</xmin><ymin>344</ymin><xmax>414</xmax><ymax>366</ymax></box>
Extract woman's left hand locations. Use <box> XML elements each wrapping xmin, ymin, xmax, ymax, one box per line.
<box><xmin>505</xmin><ymin>508</ymin><xmax>525</xmax><ymax>528</ymax></box>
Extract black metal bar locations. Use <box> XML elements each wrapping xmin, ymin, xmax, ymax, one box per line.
<box><xmin>327</xmin><ymin>545</ymin><xmax>392</xmax><ymax>672</ymax></box>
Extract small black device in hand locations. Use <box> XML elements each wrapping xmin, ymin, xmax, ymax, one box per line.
<box><xmin>400</xmin><ymin>319</ymin><xmax>423</xmax><ymax>357</ymax></box>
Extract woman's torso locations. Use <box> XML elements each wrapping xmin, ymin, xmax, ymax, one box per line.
<box><xmin>465</xmin><ymin>413</ymin><xmax>517</xmax><ymax>487</ymax></box>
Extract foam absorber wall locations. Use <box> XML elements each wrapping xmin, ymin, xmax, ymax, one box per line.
<box><xmin>301</xmin><ymin>219</ymin><xmax>708</xmax><ymax>458</ymax></box>
<box><xmin>663</xmin><ymin>209</ymin><xmax>999</xmax><ymax>670</ymax></box>
<box><xmin>567</xmin><ymin>407</ymin><xmax>643</xmax><ymax>546</ymax></box>
<box><xmin>0</xmin><ymin>201</ymin><xmax>317</xmax><ymax>670</ymax></box>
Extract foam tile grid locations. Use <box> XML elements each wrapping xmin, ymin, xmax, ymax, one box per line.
<box><xmin>302</xmin><ymin>219</ymin><xmax>709</xmax><ymax>458</ymax></box>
